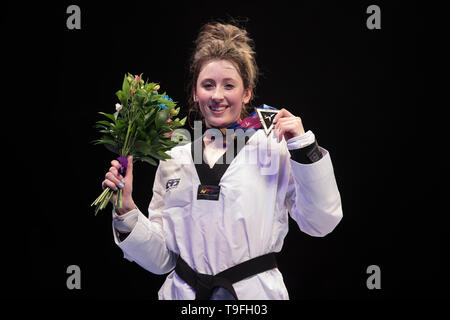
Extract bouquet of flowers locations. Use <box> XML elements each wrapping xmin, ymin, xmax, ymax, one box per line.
<box><xmin>91</xmin><ymin>73</ymin><xmax>186</xmax><ymax>215</ymax></box>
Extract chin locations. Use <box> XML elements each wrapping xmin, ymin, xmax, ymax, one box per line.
<box><xmin>206</xmin><ymin>119</ymin><xmax>230</xmax><ymax>128</ymax></box>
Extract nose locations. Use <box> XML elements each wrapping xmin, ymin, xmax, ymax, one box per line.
<box><xmin>211</xmin><ymin>87</ymin><xmax>225</xmax><ymax>103</ymax></box>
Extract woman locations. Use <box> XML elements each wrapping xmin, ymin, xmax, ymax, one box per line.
<box><xmin>101</xmin><ymin>22</ymin><xmax>342</xmax><ymax>300</ymax></box>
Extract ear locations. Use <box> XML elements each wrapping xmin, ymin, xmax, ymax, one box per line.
<box><xmin>193</xmin><ymin>89</ymin><xmax>198</xmax><ymax>102</ymax></box>
<box><xmin>243</xmin><ymin>87</ymin><xmax>253</xmax><ymax>104</ymax></box>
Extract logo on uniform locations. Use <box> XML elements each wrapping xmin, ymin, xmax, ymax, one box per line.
<box><xmin>166</xmin><ymin>178</ymin><xmax>180</xmax><ymax>191</ymax></box>
<box><xmin>256</xmin><ymin>108</ymin><xmax>280</xmax><ymax>136</ymax></box>
<box><xmin>199</xmin><ymin>187</ymin><xmax>218</xmax><ymax>195</ymax></box>
<box><xmin>197</xmin><ymin>184</ymin><xmax>221</xmax><ymax>201</ymax></box>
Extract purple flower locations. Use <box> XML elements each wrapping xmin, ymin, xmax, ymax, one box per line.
<box><xmin>117</xmin><ymin>156</ymin><xmax>128</xmax><ymax>176</ymax></box>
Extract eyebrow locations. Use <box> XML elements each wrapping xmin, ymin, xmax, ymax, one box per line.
<box><xmin>201</xmin><ymin>78</ymin><xmax>236</xmax><ymax>82</ymax></box>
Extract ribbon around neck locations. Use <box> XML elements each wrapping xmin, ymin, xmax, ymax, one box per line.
<box><xmin>209</xmin><ymin>104</ymin><xmax>278</xmax><ymax>136</ymax></box>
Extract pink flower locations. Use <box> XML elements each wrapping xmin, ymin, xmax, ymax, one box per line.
<box><xmin>166</xmin><ymin>118</ymin><xmax>173</xmax><ymax>123</ymax></box>
<box><xmin>135</xmin><ymin>75</ymin><xmax>140</xmax><ymax>83</ymax></box>
<box><xmin>161</xmin><ymin>130</ymin><xmax>174</xmax><ymax>138</ymax></box>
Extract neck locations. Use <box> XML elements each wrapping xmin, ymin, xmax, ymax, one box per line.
<box><xmin>205</xmin><ymin>118</ymin><xmax>241</xmax><ymax>130</ymax></box>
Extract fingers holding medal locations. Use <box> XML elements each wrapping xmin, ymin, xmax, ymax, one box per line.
<box><xmin>273</xmin><ymin>108</ymin><xmax>305</xmax><ymax>142</ymax></box>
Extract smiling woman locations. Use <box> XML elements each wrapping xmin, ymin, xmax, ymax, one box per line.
<box><xmin>104</xmin><ymin>20</ymin><xmax>343</xmax><ymax>300</ymax></box>
<box><xmin>187</xmin><ymin>22</ymin><xmax>258</xmax><ymax>128</ymax></box>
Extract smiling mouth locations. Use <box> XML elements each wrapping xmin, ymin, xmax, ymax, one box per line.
<box><xmin>209</xmin><ymin>105</ymin><xmax>229</xmax><ymax>112</ymax></box>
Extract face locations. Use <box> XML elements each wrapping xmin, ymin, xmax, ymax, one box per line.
<box><xmin>194</xmin><ymin>59</ymin><xmax>252</xmax><ymax>128</ymax></box>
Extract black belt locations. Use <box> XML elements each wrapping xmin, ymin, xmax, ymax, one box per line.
<box><xmin>174</xmin><ymin>253</ymin><xmax>277</xmax><ymax>300</ymax></box>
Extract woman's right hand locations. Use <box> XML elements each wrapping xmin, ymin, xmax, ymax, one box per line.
<box><xmin>101</xmin><ymin>156</ymin><xmax>137</xmax><ymax>215</ymax></box>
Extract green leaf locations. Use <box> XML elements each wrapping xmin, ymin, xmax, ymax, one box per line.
<box><xmin>134</xmin><ymin>140</ymin><xmax>152</xmax><ymax>154</ymax></box>
<box><xmin>104</xmin><ymin>142</ymin><xmax>120</xmax><ymax>155</ymax></box>
<box><xmin>147</xmin><ymin>150</ymin><xmax>166</xmax><ymax>161</ymax></box>
<box><xmin>136</xmin><ymin>127</ymin><xmax>149</xmax><ymax>140</ymax></box>
<box><xmin>149</xmin><ymin>129</ymin><xmax>158</xmax><ymax>139</ymax></box>
<box><xmin>159</xmin><ymin>101</ymin><xmax>176</xmax><ymax>109</ymax></box>
<box><xmin>160</xmin><ymin>125</ymin><xmax>172</xmax><ymax>132</ymax></box>
<box><xmin>168</xmin><ymin>117</ymin><xmax>186</xmax><ymax>128</ymax></box>
<box><xmin>122</xmin><ymin>75</ymin><xmax>130</xmax><ymax>94</ymax></box>
<box><xmin>116</xmin><ymin>90</ymin><xmax>124</xmax><ymax>103</ymax></box>
<box><xmin>92</xmin><ymin>137</ymin><xmax>120</xmax><ymax>155</ymax></box>
<box><xmin>92</xmin><ymin>135</ymin><xmax>114</xmax><ymax>144</ymax></box>
<box><xmin>136</xmin><ymin>89</ymin><xmax>146</xmax><ymax>106</ymax></box>
<box><xmin>98</xmin><ymin>112</ymin><xmax>116</xmax><ymax>123</ymax></box>
<box><xmin>157</xmin><ymin>150</ymin><xmax>172</xmax><ymax>160</ymax></box>
<box><xmin>144</xmin><ymin>108</ymin><xmax>156</xmax><ymax>122</ymax></box>
<box><xmin>96</xmin><ymin>120</ymin><xmax>114</xmax><ymax>127</ymax></box>
<box><xmin>155</xmin><ymin>108</ymin><xmax>169</xmax><ymax>130</ymax></box>
<box><xmin>160</xmin><ymin>139</ymin><xmax>177</xmax><ymax>147</ymax></box>
<box><xmin>140</xmin><ymin>156</ymin><xmax>158</xmax><ymax>166</ymax></box>
<box><xmin>94</xmin><ymin>124</ymin><xmax>108</xmax><ymax>130</ymax></box>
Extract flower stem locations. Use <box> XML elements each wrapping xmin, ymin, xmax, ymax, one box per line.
<box><xmin>91</xmin><ymin>188</ymin><xmax>108</xmax><ymax>206</ymax></box>
<box><xmin>118</xmin><ymin>188</ymin><xmax>123</xmax><ymax>208</ymax></box>
<box><xmin>91</xmin><ymin>188</ymin><xmax>114</xmax><ymax>215</ymax></box>
<box><xmin>122</xmin><ymin>122</ymin><xmax>132</xmax><ymax>155</ymax></box>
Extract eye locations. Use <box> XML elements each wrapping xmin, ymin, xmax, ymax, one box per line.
<box><xmin>225</xmin><ymin>84</ymin><xmax>235</xmax><ymax>89</ymax></box>
<box><xmin>202</xmin><ymin>83</ymin><xmax>213</xmax><ymax>89</ymax></box>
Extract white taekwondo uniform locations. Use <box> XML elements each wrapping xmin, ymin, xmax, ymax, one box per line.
<box><xmin>111</xmin><ymin>129</ymin><xmax>343</xmax><ymax>300</ymax></box>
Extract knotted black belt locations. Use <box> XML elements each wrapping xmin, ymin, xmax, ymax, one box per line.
<box><xmin>174</xmin><ymin>253</ymin><xmax>277</xmax><ymax>300</ymax></box>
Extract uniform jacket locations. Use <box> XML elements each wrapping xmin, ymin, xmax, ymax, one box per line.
<box><xmin>112</xmin><ymin>129</ymin><xmax>343</xmax><ymax>299</ymax></box>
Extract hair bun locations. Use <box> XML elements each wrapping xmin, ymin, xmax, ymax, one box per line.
<box><xmin>196</xmin><ymin>22</ymin><xmax>252</xmax><ymax>49</ymax></box>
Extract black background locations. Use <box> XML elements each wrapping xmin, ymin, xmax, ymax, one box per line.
<box><xmin>3</xmin><ymin>0</ymin><xmax>439</xmax><ymax>304</ymax></box>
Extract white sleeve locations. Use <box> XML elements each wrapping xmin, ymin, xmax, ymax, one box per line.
<box><xmin>285</xmin><ymin>147</ymin><xmax>343</xmax><ymax>237</ymax></box>
<box><xmin>286</xmin><ymin>130</ymin><xmax>316</xmax><ymax>149</ymax></box>
<box><xmin>112</xmin><ymin>208</ymin><xmax>139</xmax><ymax>234</ymax></box>
<box><xmin>111</xmin><ymin>165</ymin><xmax>177</xmax><ymax>274</ymax></box>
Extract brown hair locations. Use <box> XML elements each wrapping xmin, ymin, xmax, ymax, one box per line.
<box><xmin>187</xmin><ymin>21</ymin><xmax>259</xmax><ymax>128</ymax></box>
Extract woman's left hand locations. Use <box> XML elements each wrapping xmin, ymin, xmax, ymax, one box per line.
<box><xmin>273</xmin><ymin>108</ymin><xmax>305</xmax><ymax>142</ymax></box>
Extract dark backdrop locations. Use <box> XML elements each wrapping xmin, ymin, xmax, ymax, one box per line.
<box><xmin>3</xmin><ymin>0</ymin><xmax>438</xmax><ymax>303</ymax></box>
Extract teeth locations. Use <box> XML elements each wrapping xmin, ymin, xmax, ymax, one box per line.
<box><xmin>210</xmin><ymin>106</ymin><xmax>226</xmax><ymax>111</ymax></box>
